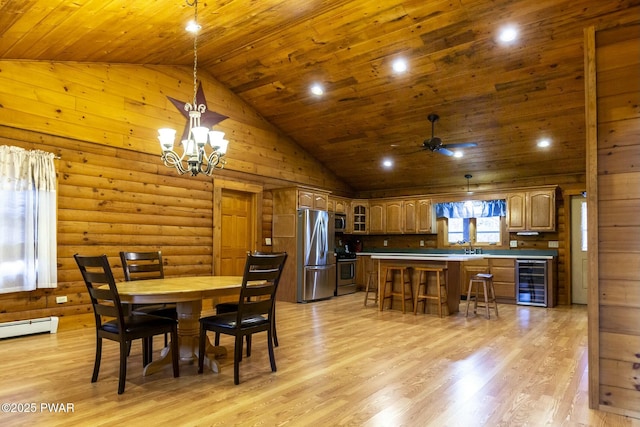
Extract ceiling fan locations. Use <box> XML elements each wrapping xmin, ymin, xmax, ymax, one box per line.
<box><xmin>421</xmin><ymin>113</ymin><xmax>478</xmax><ymax>156</ymax></box>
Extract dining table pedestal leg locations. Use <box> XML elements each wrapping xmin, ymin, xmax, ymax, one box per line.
<box><xmin>142</xmin><ymin>300</ymin><xmax>227</xmax><ymax>376</ymax></box>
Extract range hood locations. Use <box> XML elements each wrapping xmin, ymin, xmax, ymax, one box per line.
<box><xmin>516</xmin><ymin>231</ymin><xmax>539</xmax><ymax>236</ymax></box>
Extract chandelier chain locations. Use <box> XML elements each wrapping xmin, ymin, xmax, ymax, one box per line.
<box><xmin>192</xmin><ymin>0</ymin><xmax>199</xmax><ymax>107</ymax></box>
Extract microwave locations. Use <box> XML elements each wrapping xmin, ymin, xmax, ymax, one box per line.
<box><xmin>334</xmin><ymin>213</ymin><xmax>346</xmax><ymax>232</ymax></box>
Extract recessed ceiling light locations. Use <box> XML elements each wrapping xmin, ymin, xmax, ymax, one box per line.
<box><xmin>310</xmin><ymin>84</ymin><xmax>324</xmax><ymax>96</ymax></box>
<box><xmin>537</xmin><ymin>138</ymin><xmax>551</xmax><ymax>148</ymax></box>
<box><xmin>382</xmin><ymin>159</ymin><xmax>393</xmax><ymax>168</ymax></box>
<box><xmin>498</xmin><ymin>25</ymin><xmax>518</xmax><ymax>43</ymax></box>
<box><xmin>392</xmin><ymin>58</ymin><xmax>408</xmax><ymax>73</ymax></box>
<box><xmin>186</xmin><ymin>20</ymin><xmax>201</xmax><ymax>33</ymax></box>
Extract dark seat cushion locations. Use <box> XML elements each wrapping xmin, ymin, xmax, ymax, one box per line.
<box><xmin>132</xmin><ymin>304</ymin><xmax>177</xmax><ymax>319</ymax></box>
<box><xmin>102</xmin><ymin>314</ymin><xmax>176</xmax><ymax>335</ymax></box>
<box><xmin>200</xmin><ymin>313</ymin><xmax>269</xmax><ymax>331</ymax></box>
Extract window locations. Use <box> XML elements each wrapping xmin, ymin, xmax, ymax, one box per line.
<box><xmin>436</xmin><ymin>199</ymin><xmax>506</xmax><ymax>247</ymax></box>
<box><xmin>446</xmin><ymin>217</ymin><xmax>501</xmax><ymax>245</ymax></box>
<box><xmin>581</xmin><ymin>201</ymin><xmax>587</xmax><ymax>251</ymax></box>
<box><xmin>0</xmin><ymin>146</ymin><xmax>57</xmax><ymax>293</ymax></box>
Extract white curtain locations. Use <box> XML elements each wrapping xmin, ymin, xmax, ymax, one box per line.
<box><xmin>0</xmin><ymin>146</ymin><xmax>57</xmax><ymax>293</ymax></box>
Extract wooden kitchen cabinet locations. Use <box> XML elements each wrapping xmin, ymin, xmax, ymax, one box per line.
<box><xmin>416</xmin><ymin>198</ymin><xmax>435</xmax><ymax>233</ymax></box>
<box><xmin>462</xmin><ymin>258</ymin><xmax>517</xmax><ymax>304</ymax></box>
<box><xmin>352</xmin><ymin>201</ymin><xmax>368</xmax><ymax>234</ymax></box>
<box><xmin>355</xmin><ymin>255</ymin><xmax>373</xmax><ymax>290</ymax></box>
<box><xmin>507</xmin><ymin>186</ymin><xmax>556</xmax><ymax>232</ymax></box>
<box><xmin>334</xmin><ymin>197</ymin><xmax>349</xmax><ymax>214</ymax></box>
<box><xmin>385</xmin><ymin>200</ymin><xmax>403</xmax><ymax>234</ymax></box>
<box><xmin>404</xmin><ymin>199</ymin><xmax>417</xmax><ymax>233</ymax></box>
<box><xmin>490</xmin><ymin>258</ymin><xmax>516</xmax><ymax>303</ymax></box>
<box><xmin>298</xmin><ymin>189</ymin><xmax>328</xmax><ymax>210</ymax></box>
<box><xmin>368</xmin><ymin>201</ymin><xmax>385</xmax><ymax>234</ymax></box>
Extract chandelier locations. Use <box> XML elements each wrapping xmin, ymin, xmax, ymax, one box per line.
<box><xmin>157</xmin><ymin>0</ymin><xmax>229</xmax><ymax>176</ymax></box>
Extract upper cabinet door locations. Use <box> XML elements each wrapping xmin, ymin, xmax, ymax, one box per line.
<box><xmin>528</xmin><ymin>190</ymin><xmax>555</xmax><ymax>231</ymax></box>
<box><xmin>385</xmin><ymin>200</ymin><xmax>403</xmax><ymax>234</ymax></box>
<box><xmin>403</xmin><ymin>199</ymin><xmax>417</xmax><ymax>234</ymax></box>
<box><xmin>507</xmin><ymin>193</ymin><xmax>526</xmax><ymax>231</ymax></box>
<box><xmin>507</xmin><ymin>188</ymin><xmax>555</xmax><ymax>231</ymax></box>
<box><xmin>416</xmin><ymin>198</ymin><xmax>434</xmax><ymax>234</ymax></box>
<box><xmin>368</xmin><ymin>202</ymin><xmax>385</xmax><ymax>234</ymax></box>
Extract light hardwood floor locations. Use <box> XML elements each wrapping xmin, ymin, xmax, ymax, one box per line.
<box><xmin>0</xmin><ymin>293</ymin><xmax>637</xmax><ymax>426</ymax></box>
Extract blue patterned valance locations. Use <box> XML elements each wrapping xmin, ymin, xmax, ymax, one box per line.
<box><xmin>435</xmin><ymin>199</ymin><xmax>506</xmax><ymax>219</ymax></box>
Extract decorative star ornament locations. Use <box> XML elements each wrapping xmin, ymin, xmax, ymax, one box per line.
<box><xmin>167</xmin><ymin>82</ymin><xmax>228</xmax><ymax>141</ymax></box>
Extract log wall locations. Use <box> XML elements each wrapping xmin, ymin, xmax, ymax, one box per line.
<box><xmin>0</xmin><ymin>61</ymin><xmax>349</xmax><ymax>322</ymax></box>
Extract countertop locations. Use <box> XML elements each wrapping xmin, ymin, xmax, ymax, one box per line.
<box><xmin>355</xmin><ymin>249</ymin><xmax>556</xmax><ymax>260</ymax></box>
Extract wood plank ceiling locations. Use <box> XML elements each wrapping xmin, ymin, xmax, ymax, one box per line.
<box><xmin>1</xmin><ymin>0</ymin><xmax>637</xmax><ymax>193</ymax></box>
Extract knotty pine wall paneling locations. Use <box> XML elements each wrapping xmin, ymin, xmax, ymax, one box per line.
<box><xmin>0</xmin><ymin>126</ymin><xmax>214</xmax><ymax>322</ymax></box>
<box><xmin>586</xmin><ymin>21</ymin><xmax>640</xmax><ymax>417</ymax></box>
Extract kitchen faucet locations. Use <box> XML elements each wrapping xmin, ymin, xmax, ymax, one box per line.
<box><xmin>458</xmin><ymin>240</ymin><xmax>475</xmax><ymax>255</ymax></box>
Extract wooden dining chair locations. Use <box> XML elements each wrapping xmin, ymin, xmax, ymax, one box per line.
<box><xmin>214</xmin><ymin>251</ymin><xmax>281</xmax><ymax>349</ymax></box>
<box><xmin>198</xmin><ymin>252</ymin><xmax>287</xmax><ymax>385</ymax></box>
<box><xmin>120</xmin><ymin>251</ymin><xmax>177</xmax><ymax>357</ymax></box>
<box><xmin>74</xmin><ymin>254</ymin><xmax>179</xmax><ymax>394</ymax></box>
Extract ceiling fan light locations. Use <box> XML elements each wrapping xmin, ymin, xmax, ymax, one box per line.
<box><xmin>453</xmin><ymin>151</ymin><xmax>463</xmax><ymax>158</ymax></box>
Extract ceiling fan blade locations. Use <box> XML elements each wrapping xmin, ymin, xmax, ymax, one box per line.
<box><xmin>442</xmin><ymin>142</ymin><xmax>478</xmax><ymax>149</ymax></box>
<box><xmin>437</xmin><ymin>147</ymin><xmax>454</xmax><ymax>156</ymax></box>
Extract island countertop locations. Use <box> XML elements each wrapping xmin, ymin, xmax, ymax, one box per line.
<box><xmin>360</xmin><ymin>251</ymin><xmax>555</xmax><ymax>260</ymax></box>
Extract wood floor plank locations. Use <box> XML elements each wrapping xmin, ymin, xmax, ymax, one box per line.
<box><xmin>0</xmin><ymin>293</ymin><xmax>637</xmax><ymax>426</ymax></box>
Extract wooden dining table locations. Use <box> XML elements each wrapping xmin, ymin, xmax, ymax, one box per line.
<box><xmin>114</xmin><ymin>275</ymin><xmax>243</xmax><ymax>376</ymax></box>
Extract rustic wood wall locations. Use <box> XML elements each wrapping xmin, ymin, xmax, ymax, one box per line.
<box><xmin>587</xmin><ymin>22</ymin><xmax>640</xmax><ymax>417</ymax></box>
<box><xmin>0</xmin><ymin>61</ymin><xmax>349</xmax><ymax>322</ymax></box>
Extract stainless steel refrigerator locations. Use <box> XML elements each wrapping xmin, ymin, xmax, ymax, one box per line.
<box><xmin>296</xmin><ymin>209</ymin><xmax>336</xmax><ymax>302</ymax></box>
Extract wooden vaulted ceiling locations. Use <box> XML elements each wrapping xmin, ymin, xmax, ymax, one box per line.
<box><xmin>0</xmin><ymin>0</ymin><xmax>637</xmax><ymax>194</ymax></box>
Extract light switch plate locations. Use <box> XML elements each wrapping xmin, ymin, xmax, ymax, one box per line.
<box><xmin>265</xmin><ymin>237</ymin><xmax>272</xmax><ymax>246</ymax></box>
<box><xmin>548</xmin><ymin>240</ymin><xmax>559</xmax><ymax>248</ymax></box>
<box><xmin>383</xmin><ymin>240</ymin><xmax>388</xmax><ymax>247</ymax></box>
<box><xmin>420</xmin><ymin>240</ymin><xmax>425</xmax><ymax>247</ymax></box>
<box><xmin>509</xmin><ymin>240</ymin><xmax>518</xmax><ymax>248</ymax></box>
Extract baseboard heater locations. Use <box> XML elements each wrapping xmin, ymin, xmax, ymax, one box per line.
<box><xmin>0</xmin><ymin>316</ymin><xmax>59</xmax><ymax>339</ymax></box>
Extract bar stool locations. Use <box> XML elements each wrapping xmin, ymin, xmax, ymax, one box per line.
<box><xmin>363</xmin><ymin>270</ymin><xmax>378</xmax><ymax>307</ymax></box>
<box><xmin>465</xmin><ymin>273</ymin><xmax>499</xmax><ymax>319</ymax></box>
<box><xmin>381</xmin><ymin>266</ymin><xmax>413</xmax><ymax>313</ymax></box>
<box><xmin>413</xmin><ymin>267</ymin><xmax>448</xmax><ymax>317</ymax></box>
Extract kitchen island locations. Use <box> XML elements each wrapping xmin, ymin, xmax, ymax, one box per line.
<box><xmin>370</xmin><ymin>254</ymin><xmax>485</xmax><ymax>315</ymax></box>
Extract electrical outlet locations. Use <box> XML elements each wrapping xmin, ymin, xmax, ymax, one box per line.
<box><xmin>383</xmin><ymin>240</ymin><xmax>388</xmax><ymax>247</ymax></box>
<box><xmin>548</xmin><ymin>240</ymin><xmax>559</xmax><ymax>248</ymax></box>
<box><xmin>419</xmin><ymin>240</ymin><xmax>425</xmax><ymax>247</ymax></box>
<box><xmin>509</xmin><ymin>240</ymin><xmax>518</xmax><ymax>248</ymax></box>
<box><xmin>56</xmin><ymin>296</ymin><xmax>67</xmax><ymax>304</ymax></box>
<box><xmin>265</xmin><ymin>237</ymin><xmax>272</xmax><ymax>246</ymax></box>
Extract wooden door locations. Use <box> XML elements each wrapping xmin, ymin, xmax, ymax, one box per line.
<box><xmin>220</xmin><ymin>189</ymin><xmax>253</xmax><ymax>275</ymax></box>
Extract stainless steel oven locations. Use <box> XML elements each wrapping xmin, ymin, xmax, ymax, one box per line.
<box><xmin>336</xmin><ymin>256</ymin><xmax>356</xmax><ymax>295</ymax></box>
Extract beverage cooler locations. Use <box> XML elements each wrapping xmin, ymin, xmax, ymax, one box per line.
<box><xmin>516</xmin><ymin>260</ymin><xmax>548</xmax><ymax>307</ymax></box>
